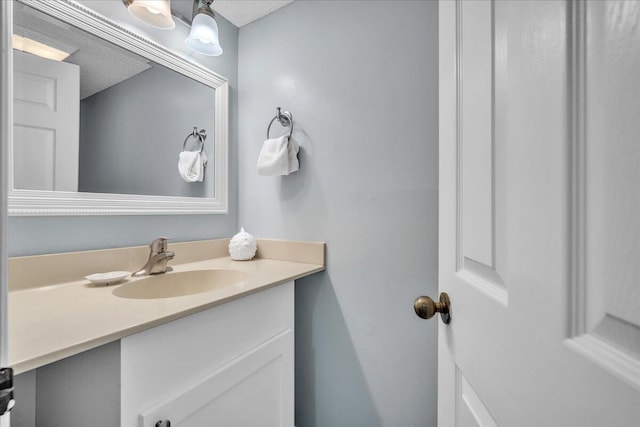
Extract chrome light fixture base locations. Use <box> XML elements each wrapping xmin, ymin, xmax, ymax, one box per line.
<box><xmin>194</xmin><ymin>0</ymin><xmax>215</xmax><ymax>19</ymax></box>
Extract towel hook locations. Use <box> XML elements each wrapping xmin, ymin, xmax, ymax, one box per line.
<box><xmin>183</xmin><ymin>126</ymin><xmax>207</xmax><ymax>153</ymax></box>
<box><xmin>267</xmin><ymin>107</ymin><xmax>293</xmax><ymax>139</ymax></box>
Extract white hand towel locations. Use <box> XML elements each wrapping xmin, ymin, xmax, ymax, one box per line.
<box><xmin>178</xmin><ymin>151</ymin><xmax>208</xmax><ymax>182</ymax></box>
<box><xmin>288</xmin><ymin>137</ymin><xmax>300</xmax><ymax>174</ymax></box>
<box><xmin>257</xmin><ymin>135</ymin><xmax>299</xmax><ymax>176</ymax></box>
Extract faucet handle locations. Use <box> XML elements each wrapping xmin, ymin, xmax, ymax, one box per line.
<box><xmin>150</xmin><ymin>237</ymin><xmax>171</xmax><ymax>253</ymax></box>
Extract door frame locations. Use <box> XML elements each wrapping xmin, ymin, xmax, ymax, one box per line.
<box><xmin>437</xmin><ymin>0</ymin><xmax>460</xmax><ymax>425</ymax></box>
<box><xmin>0</xmin><ymin>0</ymin><xmax>12</xmax><ymax>424</ymax></box>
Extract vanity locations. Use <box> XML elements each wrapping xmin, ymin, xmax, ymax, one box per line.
<box><xmin>10</xmin><ymin>238</ymin><xmax>325</xmax><ymax>426</ymax></box>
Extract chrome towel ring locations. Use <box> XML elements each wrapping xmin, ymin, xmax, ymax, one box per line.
<box><xmin>183</xmin><ymin>127</ymin><xmax>207</xmax><ymax>153</ymax></box>
<box><xmin>267</xmin><ymin>107</ymin><xmax>293</xmax><ymax>139</ymax></box>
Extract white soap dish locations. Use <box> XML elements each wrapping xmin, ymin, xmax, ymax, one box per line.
<box><xmin>85</xmin><ymin>271</ymin><xmax>130</xmax><ymax>286</ymax></box>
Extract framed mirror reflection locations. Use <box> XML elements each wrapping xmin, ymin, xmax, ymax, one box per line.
<box><xmin>8</xmin><ymin>0</ymin><xmax>229</xmax><ymax>215</ymax></box>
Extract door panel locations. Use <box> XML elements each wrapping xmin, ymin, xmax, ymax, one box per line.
<box><xmin>457</xmin><ymin>369</ymin><xmax>498</xmax><ymax>427</ymax></box>
<box><xmin>457</xmin><ymin>0</ymin><xmax>507</xmax><ymax>305</ymax></box>
<box><xmin>439</xmin><ymin>1</ymin><xmax>640</xmax><ymax>426</ymax></box>
<box><xmin>460</xmin><ymin>0</ymin><xmax>494</xmax><ymax>269</ymax></box>
<box><xmin>13</xmin><ymin>125</ymin><xmax>55</xmax><ymax>191</ymax></box>
<box><xmin>566</xmin><ymin>0</ymin><xmax>640</xmax><ymax>382</ymax></box>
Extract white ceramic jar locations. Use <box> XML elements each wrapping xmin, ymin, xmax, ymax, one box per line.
<box><xmin>228</xmin><ymin>228</ymin><xmax>257</xmax><ymax>261</ymax></box>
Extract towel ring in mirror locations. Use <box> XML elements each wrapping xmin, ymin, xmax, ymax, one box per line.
<box><xmin>183</xmin><ymin>127</ymin><xmax>207</xmax><ymax>153</ymax></box>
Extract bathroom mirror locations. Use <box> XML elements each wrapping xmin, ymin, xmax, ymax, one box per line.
<box><xmin>7</xmin><ymin>0</ymin><xmax>229</xmax><ymax>215</ymax></box>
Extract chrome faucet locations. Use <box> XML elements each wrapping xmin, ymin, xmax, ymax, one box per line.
<box><xmin>133</xmin><ymin>237</ymin><xmax>175</xmax><ymax>276</ymax></box>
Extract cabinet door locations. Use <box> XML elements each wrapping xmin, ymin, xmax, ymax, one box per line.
<box><xmin>121</xmin><ymin>282</ymin><xmax>294</xmax><ymax>427</ymax></box>
<box><xmin>140</xmin><ymin>330</ymin><xmax>292</xmax><ymax>427</ymax></box>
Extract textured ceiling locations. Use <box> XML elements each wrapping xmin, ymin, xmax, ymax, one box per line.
<box><xmin>172</xmin><ymin>0</ymin><xmax>295</xmax><ymax>28</ymax></box>
<box><xmin>14</xmin><ymin>3</ymin><xmax>151</xmax><ymax>99</ymax></box>
<box><xmin>13</xmin><ymin>0</ymin><xmax>297</xmax><ymax>98</ymax></box>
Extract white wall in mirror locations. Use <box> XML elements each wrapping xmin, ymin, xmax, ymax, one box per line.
<box><xmin>5</xmin><ymin>0</ymin><xmax>229</xmax><ymax>215</ymax></box>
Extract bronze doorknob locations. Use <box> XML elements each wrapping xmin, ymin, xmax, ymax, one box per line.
<box><xmin>414</xmin><ymin>292</ymin><xmax>451</xmax><ymax>324</ymax></box>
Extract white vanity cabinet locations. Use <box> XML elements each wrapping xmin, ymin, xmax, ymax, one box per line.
<box><xmin>121</xmin><ymin>281</ymin><xmax>294</xmax><ymax>427</ymax></box>
<box><xmin>10</xmin><ymin>239</ymin><xmax>323</xmax><ymax>427</ymax></box>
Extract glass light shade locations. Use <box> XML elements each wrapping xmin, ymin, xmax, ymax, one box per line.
<box><xmin>185</xmin><ymin>13</ymin><xmax>223</xmax><ymax>56</ymax></box>
<box><xmin>128</xmin><ymin>0</ymin><xmax>175</xmax><ymax>30</ymax></box>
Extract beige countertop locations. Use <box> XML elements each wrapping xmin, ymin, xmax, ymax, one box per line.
<box><xmin>9</xmin><ymin>239</ymin><xmax>325</xmax><ymax>374</ymax></box>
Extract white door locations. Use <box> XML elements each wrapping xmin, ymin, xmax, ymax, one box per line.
<box><xmin>12</xmin><ymin>49</ymin><xmax>79</xmax><ymax>192</ymax></box>
<box><xmin>435</xmin><ymin>1</ymin><xmax>640</xmax><ymax>426</ymax></box>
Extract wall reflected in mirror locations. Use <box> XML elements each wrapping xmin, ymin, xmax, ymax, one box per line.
<box><xmin>12</xmin><ymin>2</ymin><xmax>215</xmax><ymax>198</ymax></box>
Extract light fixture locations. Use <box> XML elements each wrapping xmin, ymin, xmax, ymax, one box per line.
<box><xmin>185</xmin><ymin>0</ymin><xmax>223</xmax><ymax>57</ymax></box>
<box><xmin>121</xmin><ymin>0</ymin><xmax>175</xmax><ymax>30</ymax></box>
<box><xmin>12</xmin><ymin>34</ymin><xmax>73</xmax><ymax>62</ymax></box>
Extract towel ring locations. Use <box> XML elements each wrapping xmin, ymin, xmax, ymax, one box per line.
<box><xmin>183</xmin><ymin>127</ymin><xmax>207</xmax><ymax>153</ymax></box>
<box><xmin>267</xmin><ymin>107</ymin><xmax>293</xmax><ymax>139</ymax></box>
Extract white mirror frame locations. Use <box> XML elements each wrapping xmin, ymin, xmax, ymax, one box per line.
<box><xmin>5</xmin><ymin>0</ymin><xmax>228</xmax><ymax>216</ymax></box>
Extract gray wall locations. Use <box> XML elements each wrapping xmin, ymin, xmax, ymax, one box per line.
<box><xmin>13</xmin><ymin>342</ymin><xmax>120</xmax><ymax>427</ymax></box>
<box><xmin>35</xmin><ymin>341</ymin><xmax>120</xmax><ymax>427</ymax></box>
<box><xmin>79</xmin><ymin>64</ymin><xmax>215</xmax><ymax>197</ymax></box>
<box><xmin>12</xmin><ymin>372</ymin><xmax>35</xmax><ymax>427</ymax></box>
<box><xmin>237</xmin><ymin>1</ymin><xmax>439</xmax><ymax>426</ymax></box>
<box><xmin>8</xmin><ymin>0</ymin><xmax>239</xmax><ymax>256</ymax></box>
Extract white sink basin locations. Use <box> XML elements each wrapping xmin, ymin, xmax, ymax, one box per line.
<box><xmin>112</xmin><ymin>269</ymin><xmax>247</xmax><ymax>299</ymax></box>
